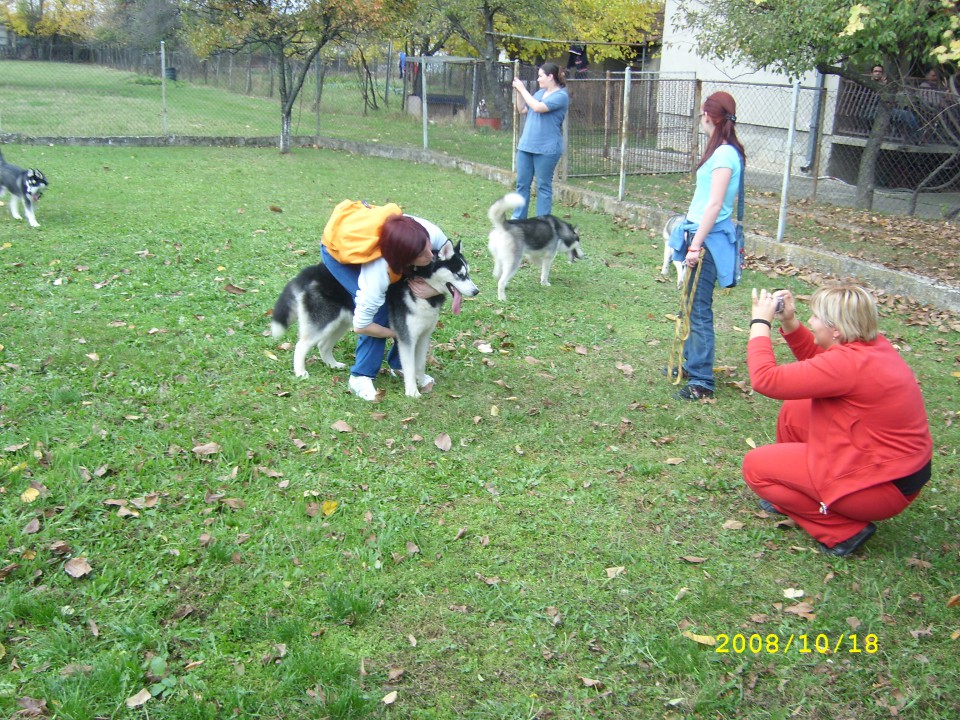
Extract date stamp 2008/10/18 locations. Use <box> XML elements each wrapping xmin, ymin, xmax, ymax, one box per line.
<box><xmin>715</xmin><ymin>633</ymin><xmax>879</xmax><ymax>655</ymax></box>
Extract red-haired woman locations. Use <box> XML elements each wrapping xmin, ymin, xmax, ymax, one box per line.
<box><xmin>321</xmin><ymin>210</ymin><xmax>446</xmax><ymax>400</ymax></box>
<box><xmin>667</xmin><ymin>91</ymin><xmax>746</xmax><ymax>401</ymax></box>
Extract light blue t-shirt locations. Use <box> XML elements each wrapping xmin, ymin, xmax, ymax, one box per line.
<box><xmin>517</xmin><ymin>88</ymin><xmax>569</xmax><ymax>155</ymax></box>
<box><xmin>686</xmin><ymin>144</ymin><xmax>742</xmax><ymax>224</ymax></box>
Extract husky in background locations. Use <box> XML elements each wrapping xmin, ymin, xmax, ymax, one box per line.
<box><xmin>0</xmin><ymin>149</ymin><xmax>48</xmax><ymax>228</ymax></box>
<box><xmin>661</xmin><ymin>213</ymin><xmax>686</xmax><ymax>288</ymax></box>
<box><xmin>271</xmin><ymin>240</ymin><xmax>479</xmax><ymax>398</ymax></box>
<box><xmin>486</xmin><ymin>192</ymin><xmax>584</xmax><ymax>301</ymax></box>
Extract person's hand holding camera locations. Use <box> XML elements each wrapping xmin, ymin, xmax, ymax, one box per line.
<box><xmin>751</xmin><ymin>288</ymin><xmax>800</xmax><ymax>338</ymax></box>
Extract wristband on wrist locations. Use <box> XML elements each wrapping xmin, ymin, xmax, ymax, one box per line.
<box><xmin>687</xmin><ymin>246</ymin><xmax>701</xmax><ymax>253</ymax></box>
<box><xmin>750</xmin><ymin>318</ymin><xmax>772</xmax><ymax>328</ymax></box>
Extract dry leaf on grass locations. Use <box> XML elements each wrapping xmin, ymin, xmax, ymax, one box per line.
<box><xmin>665</xmin><ymin>457</ymin><xmax>685</xmax><ymax>465</ymax></box>
<box><xmin>192</xmin><ymin>442</ymin><xmax>221</xmax><ymax>456</ymax></box>
<box><xmin>64</xmin><ymin>557</ymin><xmax>92</xmax><ymax>578</ymax></box>
<box><xmin>331</xmin><ymin>420</ymin><xmax>353</xmax><ymax>433</ymax></box>
<box><xmin>435</xmin><ymin>433</ymin><xmax>452</xmax><ymax>451</ymax></box>
<box><xmin>681</xmin><ymin>556</ymin><xmax>707</xmax><ymax>564</ymax></box>
<box><xmin>946</xmin><ymin>593</ymin><xmax>960</xmax><ymax>608</ymax></box>
<box><xmin>382</xmin><ymin>691</ymin><xmax>398</xmax><ymax>705</ymax></box>
<box><xmin>125</xmin><ymin>689</ymin><xmax>152</xmax><ymax>708</ymax></box>
<box><xmin>605</xmin><ymin>566</ymin><xmax>626</xmax><ymax>578</ymax></box>
<box><xmin>579</xmin><ymin>676</ymin><xmax>604</xmax><ymax>689</ymax></box>
<box><xmin>722</xmin><ymin>520</ymin><xmax>744</xmax><ymax>530</ymax></box>
<box><xmin>22</xmin><ymin>518</ymin><xmax>40</xmax><ymax>534</ymax></box>
<box><xmin>783</xmin><ymin>602</ymin><xmax>816</xmax><ymax>620</ymax></box>
<box><xmin>783</xmin><ymin>588</ymin><xmax>805</xmax><ymax>599</ymax></box>
<box><xmin>682</xmin><ymin>630</ymin><xmax>717</xmax><ymax>646</ymax></box>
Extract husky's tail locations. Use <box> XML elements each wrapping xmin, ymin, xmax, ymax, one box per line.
<box><xmin>270</xmin><ymin>281</ymin><xmax>297</xmax><ymax>338</ymax></box>
<box><xmin>487</xmin><ymin>192</ymin><xmax>524</xmax><ymax>231</ymax></box>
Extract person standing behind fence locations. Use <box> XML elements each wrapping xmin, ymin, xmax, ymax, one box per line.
<box><xmin>511</xmin><ymin>62</ymin><xmax>569</xmax><ymax>219</ymax></box>
<box><xmin>668</xmin><ymin>91</ymin><xmax>745</xmax><ymax>401</ymax></box>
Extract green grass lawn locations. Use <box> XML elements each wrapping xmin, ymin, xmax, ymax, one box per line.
<box><xmin>1</xmin><ymin>145</ymin><xmax>958</xmax><ymax>719</ymax></box>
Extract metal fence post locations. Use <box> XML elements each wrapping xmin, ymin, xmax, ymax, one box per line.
<box><xmin>618</xmin><ymin>67</ymin><xmax>632</xmax><ymax>201</ymax></box>
<box><xmin>512</xmin><ymin>60</ymin><xmax>520</xmax><ymax>174</ymax></box>
<box><xmin>691</xmin><ymin>80</ymin><xmax>702</xmax><ymax>176</ymax></box>
<box><xmin>421</xmin><ymin>57</ymin><xmax>429</xmax><ymax>151</ymax></box>
<box><xmin>160</xmin><ymin>41</ymin><xmax>168</xmax><ymax>135</ymax></box>
<box><xmin>777</xmin><ymin>81</ymin><xmax>801</xmax><ymax>242</ymax></box>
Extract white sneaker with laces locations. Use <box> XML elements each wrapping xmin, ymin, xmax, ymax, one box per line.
<box><xmin>348</xmin><ymin>375</ymin><xmax>378</xmax><ymax>401</ymax></box>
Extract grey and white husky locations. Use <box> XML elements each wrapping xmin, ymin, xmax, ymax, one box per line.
<box><xmin>0</xmin><ymin>149</ymin><xmax>48</xmax><ymax>228</ymax></box>
<box><xmin>271</xmin><ymin>240</ymin><xmax>479</xmax><ymax>398</ymax></box>
<box><xmin>487</xmin><ymin>192</ymin><xmax>584</xmax><ymax>301</ymax></box>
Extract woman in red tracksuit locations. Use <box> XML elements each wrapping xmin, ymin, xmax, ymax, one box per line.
<box><xmin>743</xmin><ymin>284</ymin><xmax>932</xmax><ymax>556</ymax></box>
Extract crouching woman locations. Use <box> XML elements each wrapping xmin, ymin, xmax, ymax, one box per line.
<box><xmin>742</xmin><ymin>284</ymin><xmax>932</xmax><ymax>556</ymax></box>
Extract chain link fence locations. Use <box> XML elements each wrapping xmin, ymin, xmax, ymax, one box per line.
<box><xmin>1</xmin><ymin>47</ymin><xmax>957</xmax><ymax>219</ymax></box>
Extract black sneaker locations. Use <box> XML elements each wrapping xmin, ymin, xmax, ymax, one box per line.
<box><xmin>818</xmin><ymin>523</ymin><xmax>877</xmax><ymax>557</ymax></box>
<box><xmin>674</xmin><ymin>384</ymin><xmax>714</xmax><ymax>401</ymax></box>
<box><xmin>757</xmin><ymin>498</ymin><xmax>786</xmax><ymax>516</ymax></box>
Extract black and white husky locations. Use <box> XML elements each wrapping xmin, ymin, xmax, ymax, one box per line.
<box><xmin>271</xmin><ymin>240</ymin><xmax>479</xmax><ymax>398</ymax></box>
<box><xmin>487</xmin><ymin>192</ymin><xmax>584</xmax><ymax>301</ymax></box>
<box><xmin>0</xmin><ymin>149</ymin><xmax>48</xmax><ymax>228</ymax></box>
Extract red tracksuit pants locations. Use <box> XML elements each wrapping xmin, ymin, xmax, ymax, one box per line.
<box><xmin>742</xmin><ymin>399</ymin><xmax>919</xmax><ymax>548</ymax></box>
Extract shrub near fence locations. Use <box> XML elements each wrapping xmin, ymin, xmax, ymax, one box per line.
<box><xmin>1</xmin><ymin>53</ymin><xmax>957</xmax><ymax>219</ymax></box>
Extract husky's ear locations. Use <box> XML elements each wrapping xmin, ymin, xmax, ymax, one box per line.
<box><xmin>437</xmin><ymin>240</ymin><xmax>455</xmax><ymax>261</ymax></box>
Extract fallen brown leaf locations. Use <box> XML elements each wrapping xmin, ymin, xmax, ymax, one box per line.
<box><xmin>64</xmin><ymin>557</ymin><xmax>92</xmax><ymax>578</ymax></box>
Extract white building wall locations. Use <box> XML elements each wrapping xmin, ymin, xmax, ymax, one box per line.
<box><xmin>659</xmin><ymin>0</ymin><xmax>840</xmax><ymax>177</ymax></box>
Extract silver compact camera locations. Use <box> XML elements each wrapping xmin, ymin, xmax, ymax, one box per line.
<box><xmin>775</xmin><ymin>297</ymin><xmax>785</xmax><ymax>314</ymax></box>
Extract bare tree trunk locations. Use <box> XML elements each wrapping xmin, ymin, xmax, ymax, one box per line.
<box><xmin>855</xmin><ymin>101</ymin><xmax>894</xmax><ymax>209</ymax></box>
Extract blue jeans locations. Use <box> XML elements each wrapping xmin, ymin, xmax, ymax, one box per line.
<box><xmin>514</xmin><ymin>149</ymin><xmax>562</xmax><ymax>218</ymax></box>
<box><xmin>320</xmin><ymin>245</ymin><xmax>400</xmax><ymax>378</ymax></box>
<box><xmin>681</xmin><ymin>248</ymin><xmax>718</xmax><ymax>391</ymax></box>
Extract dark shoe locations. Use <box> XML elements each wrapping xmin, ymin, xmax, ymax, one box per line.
<box><xmin>818</xmin><ymin>523</ymin><xmax>877</xmax><ymax>557</ymax></box>
<box><xmin>757</xmin><ymin>498</ymin><xmax>785</xmax><ymax>516</ymax></box>
<box><xmin>662</xmin><ymin>366</ymin><xmax>686</xmax><ymax>380</ymax></box>
<box><xmin>674</xmin><ymin>383</ymin><xmax>714</xmax><ymax>401</ymax></box>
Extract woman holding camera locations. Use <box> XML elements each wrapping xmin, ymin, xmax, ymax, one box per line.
<box><xmin>743</xmin><ymin>284</ymin><xmax>932</xmax><ymax>556</ymax></box>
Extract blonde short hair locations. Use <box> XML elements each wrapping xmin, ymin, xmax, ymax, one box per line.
<box><xmin>809</xmin><ymin>284</ymin><xmax>878</xmax><ymax>343</ymax></box>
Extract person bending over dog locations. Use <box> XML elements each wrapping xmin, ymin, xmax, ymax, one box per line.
<box><xmin>320</xmin><ymin>202</ymin><xmax>449</xmax><ymax>401</ymax></box>
<box><xmin>743</xmin><ymin>284</ymin><xmax>932</xmax><ymax>557</ymax></box>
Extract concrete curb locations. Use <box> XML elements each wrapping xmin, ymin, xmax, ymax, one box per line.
<box><xmin>4</xmin><ymin>132</ymin><xmax>958</xmax><ymax>311</ymax></box>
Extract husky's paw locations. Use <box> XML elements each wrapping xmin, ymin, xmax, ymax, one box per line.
<box><xmin>404</xmin><ymin>387</ymin><xmax>422</xmax><ymax>399</ymax></box>
<box><xmin>540</xmin><ymin>280</ymin><xmax>551</xmax><ymax>287</ymax></box>
<box><xmin>326</xmin><ymin>360</ymin><xmax>346</xmax><ymax>369</ymax></box>
<box><xmin>295</xmin><ymin>368</ymin><xmax>310</xmax><ymax>379</ymax></box>
<box><xmin>497</xmin><ymin>292</ymin><xmax>507</xmax><ymax>302</ymax></box>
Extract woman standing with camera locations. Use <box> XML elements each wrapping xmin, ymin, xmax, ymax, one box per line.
<box><xmin>511</xmin><ymin>62</ymin><xmax>569</xmax><ymax>219</ymax></box>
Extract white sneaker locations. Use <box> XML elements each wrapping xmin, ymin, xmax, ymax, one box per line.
<box><xmin>420</xmin><ymin>374</ymin><xmax>434</xmax><ymax>389</ymax></box>
<box><xmin>348</xmin><ymin>375</ymin><xmax>378</xmax><ymax>401</ymax></box>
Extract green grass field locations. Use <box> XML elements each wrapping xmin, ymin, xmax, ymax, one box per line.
<box><xmin>0</xmin><ymin>144</ymin><xmax>958</xmax><ymax>719</ymax></box>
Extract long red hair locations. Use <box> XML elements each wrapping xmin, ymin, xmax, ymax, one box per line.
<box><xmin>379</xmin><ymin>215</ymin><xmax>429</xmax><ymax>275</ymax></box>
<box><xmin>698</xmin><ymin>91</ymin><xmax>745</xmax><ymax>169</ymax></box>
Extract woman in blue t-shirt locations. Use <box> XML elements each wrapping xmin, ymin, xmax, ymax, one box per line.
<box><xmin>511</xmin><ymin>62</ymin><xmax>569</xmax><ymax>219</ymax></box>
<box><xmin>673</xmin><ymin>91</ymin><xmax>746</xmax><ymax>401</ymax></box>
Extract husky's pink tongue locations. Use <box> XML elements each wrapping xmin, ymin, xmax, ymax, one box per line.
<box><xmin>450</xmin><ymin>286</ymin><xmax>463</xmax><ymax>315</ymax></box>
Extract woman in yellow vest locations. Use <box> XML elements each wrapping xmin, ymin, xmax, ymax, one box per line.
<box><xmin>320</xmin><ymin>201</ymin><xmax>449</xmax><ymax>400</ymax></box>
